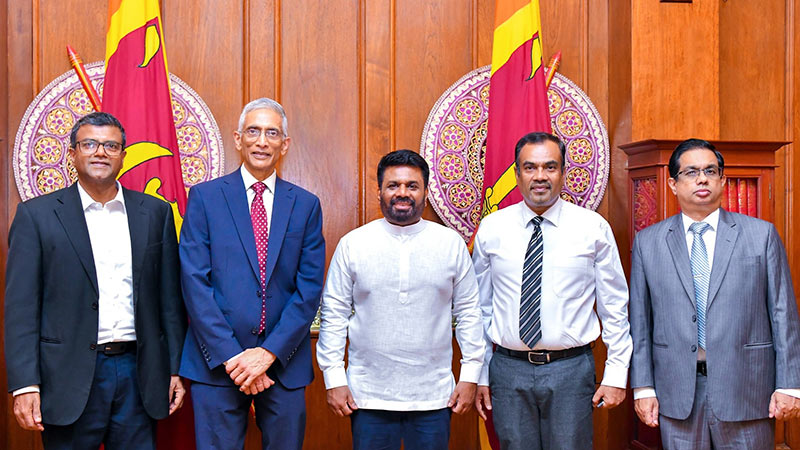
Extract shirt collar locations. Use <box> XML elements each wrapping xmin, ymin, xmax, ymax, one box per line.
<box><xmin>681</xmin><ymin>208</ymin><xmax>720</xmax><ymax>234</ymax></box>
<box><xmin>76</xmin><ymin>181</ymin><xmax>125</xmax><ymax>211</ymax></box>
<box><xmin>518</xmin><ymin>197</ymin><xmax>563</xmax><ymax>228</ymax></box>
<box><xmin>240</xmin><ymin>165</ymin><xmax>277</xmax><ymax>195</ymax></box>
<box><xmin>380</xmin><ymin>217</ymin><xmax>427</xmax><ymax>236</ymax></box>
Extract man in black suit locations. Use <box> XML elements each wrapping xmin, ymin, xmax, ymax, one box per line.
<box><xmin>4</xmin><ymin>112</ymin><xmax>187</xmax><ymax>449</ymax></box>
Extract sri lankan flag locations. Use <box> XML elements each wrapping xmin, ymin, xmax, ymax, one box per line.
<box><xmin>104</xmin><ymin>0</ymin><xmax>187</xmax><ymax>233</ymax></box>
<box><xmin>482</xmin><ymin>0</ymin><xmax>552</xmax><ymax>215</ymax></box>
<box><xmin>104</xmin><ymin>3</ymin><xmax>193</xmax><ymax>449</ymax></box>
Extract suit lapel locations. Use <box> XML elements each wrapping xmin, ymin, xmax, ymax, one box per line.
<box><xmin>264</xmin><ymin>177</ymin><xmax>296</xmax><ymax>284</ymax></box>
<box><xmin>123</xmin><ymin>188</ymin><xmax>148</xmax><ymax>301</ymax></box>
<box><xmin>222</xmin><ymin>171</ymin><xmax>261</xmax><ymax>280</ymax></box>
<box><xmin>707</xmin><ymin>209</ymin><xmax>738</xmax><ymax>306</ymax></box>
<box><xmin>665</xmin><ymin>214</ymin><xmax>696</xmax><ymax>305</ymax></box>
<box><xmin>53</xmin><ymin>184</ymin><xmax>98</xmax><ymax>295</ymax></box>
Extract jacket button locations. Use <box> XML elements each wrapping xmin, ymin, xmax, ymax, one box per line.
<box><xmin>90</xmin><ymin>343</ymin><xmax>97</xmax><ymax>350</ymax></box>
<box><xmin>251</xmin><ymin>327</ymin><xmax>258</xmax><ymax>335</ymax></box>
<box><xmin>257</xmin><ymin>290</ymin><xmax>261</xmax><ymax>297</ymax></box>
<box><xmin>692</xmin><ymin>315</ymin><xmax>697</xmax><ymax>323</ymax></box>
<box><xmin>91</xmin><ymin>302</ymin><xmax>98</xmax><ymax>310</ymax></box>
<box><xmin>691</xmin><ymin>345</ymin><xmax>697</xmax><ymax>352</ymax></box>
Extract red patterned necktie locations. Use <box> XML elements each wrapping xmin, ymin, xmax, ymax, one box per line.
<box><xmin>251</xmin><ymin>182</ymin><xmax>269</xmax><ymax>334</ymax></box>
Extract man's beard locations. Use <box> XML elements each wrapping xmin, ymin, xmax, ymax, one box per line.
<box><xmin>381</xmin><ymin>196</ymin><xmax>424</xmax><ymax>224</ymax></box>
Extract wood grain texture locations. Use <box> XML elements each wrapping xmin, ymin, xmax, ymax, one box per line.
<box><xmin>719</xmin><ymin>0</ymin><xmax>786</xmax><ymax>141</ymax></box>
<box><xmin>0</xmin><ymin>0</ymin><xmax>8</xmax><ymax>447</ymax></box>
<box><xmin>279</xmin><ymin>0</ymin><xmax>360</xmax><ymax>267</ymax></box>
<box><xmin>632</xmin><ymin>0</ymin><xmax>720</xmax><ymax>140</ymax></box>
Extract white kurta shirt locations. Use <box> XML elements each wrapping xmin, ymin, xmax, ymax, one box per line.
<box><xmin>317</xmin><ymin>218</ymin><xmax>485</xmax><ymax>411</ymax></box>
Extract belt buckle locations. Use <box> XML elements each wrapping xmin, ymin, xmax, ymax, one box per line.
<box><xmin>104</xmin><ymin>343</ymin><xmax>125</xmax><ymax>355</ymax></box>
<box><xmin>527</xmin><ymin>351</ymin><xmax>550</xmax><ymax>365</ymax></box>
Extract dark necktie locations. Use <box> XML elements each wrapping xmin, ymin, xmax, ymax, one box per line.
<box><xmin>251</xmin><ymin>182</ymin><xmax>269</xmax><ymax>334</ymax></box>
<box><xmin>520</xmin><ymin>216</ymin><xmax>544</xmax><ymax>348</ymax></box>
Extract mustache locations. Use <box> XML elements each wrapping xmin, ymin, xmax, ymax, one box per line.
<box><xmin>530</xmin><ymin>182</ymin><xmax>551</xmax><ymax>189</ymax></box>
<box><xmin>390</xmin><ymin>197</ymin><xmax>416</xmax><ymax>207</ymax></box>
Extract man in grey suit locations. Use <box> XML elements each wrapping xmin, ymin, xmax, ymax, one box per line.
<box><xmin>630</xmin><ymin>138</ymin><xmax>800</xmax><ymax>448</ymax></box>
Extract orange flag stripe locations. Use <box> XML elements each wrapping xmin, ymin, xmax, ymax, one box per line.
<box><xmin>490</xmin><ymin>0</ymin><xmax>543</xmax><ymax>76</ymax></box>
<box><xmin>494</xmin><ymin>0</ymin><xmax>532</xmax><ymax>27</ymax></box>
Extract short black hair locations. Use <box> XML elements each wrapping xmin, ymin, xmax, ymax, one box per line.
<box><xmin>668</xmin><ymin>138</ymin><xmax>724</xmax><ymax>179</ymax></box>
<box><xmin>514</xmin><ymin>132</ymin><xmax>566</xmax><ymax>172</ymax></box>
<box><xmin>69</xmin><ymin>111</ymin><xmax>126</xmax><ymax>149</ymax></box>
<box><xmin>377</xmin><ymin>149</ymin><xmax>430</xmax><ymax>189</ymax></box>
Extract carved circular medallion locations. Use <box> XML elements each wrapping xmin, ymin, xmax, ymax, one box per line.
<box><xmin>13</xmin><ymin>61</ymin><xmax>225</xmax><ymax>201</ymax></box>
<box><xmin>420</xmin><ymin>66</ymin><xmax>610</xmax><ymax>241</ymax></box>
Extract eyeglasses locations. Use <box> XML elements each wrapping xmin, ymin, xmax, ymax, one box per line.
<box><xmin>240</xmin><ymin>127</ymin><xmax>284</xmax><ymax>142</ymax></box>
<box><xmin>74</xmin><ymin>139</ymin><xmax>124</xmax><ymax>156</ymax></box>
<box><xmin>676</xmin><ymin>166</ymin><xmax>722</xmax><ymax>180</ymax></box>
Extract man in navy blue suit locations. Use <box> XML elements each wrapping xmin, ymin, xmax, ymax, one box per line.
<box><xmin>179</xmin><ymin>98</ymin><xmax>325</xmax><ymax>449</ymax></box>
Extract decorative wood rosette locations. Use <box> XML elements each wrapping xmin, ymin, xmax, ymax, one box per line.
<box><xmin>13</xmin><ymin>61</ymin><xmax>224</xmax><ymax>201</ymax></box>
<box><xmin>420</xmin><ymin>65</ymin><xmax>610</xmax><ymax>242</ymax></box>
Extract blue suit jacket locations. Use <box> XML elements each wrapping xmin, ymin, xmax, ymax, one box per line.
<box><xmin>179</xmin><ymin>170</ymin><xmax>325</xmax><ymax>389</ymax></box>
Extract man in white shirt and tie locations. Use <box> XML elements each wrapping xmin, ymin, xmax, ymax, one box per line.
<box><xmin>5</xmin><ymin>112</ymin><xmax>187</xmax><ymax>449</ymax></box>
<box><xmin>317</xmin><ymin>150</ymin><xmax>484</xmax><ymax>449</ymax></box>
<box><xmin>629</xmin><ymin>138</ymin><xmax>800</xmax><ymax>448</ymax></box>
<box><xmin>472</xmin><ymin>132</ymin><xmax>632</xmax><ymax>450</ymax></box>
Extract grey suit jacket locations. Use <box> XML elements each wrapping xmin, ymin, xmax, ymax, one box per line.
<box><xmin>630</xmin><ymin>209</ymin><xmax>800</xmax><ymax>421</ymax></box>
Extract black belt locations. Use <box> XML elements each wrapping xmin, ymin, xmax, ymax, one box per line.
<box><xmin>98</xmin><ymin>341</ymin><xmax>136</xmax><ymax>356</ymax></box>
<box><xmin>496</xmin><ymin>344</ymin><xmax>591</xmax><ymax>365</ymax></box>
<box><xmin>697</xmin><ymin>361</ymin><xmax>707</xmax><ymax>376</ymax></box>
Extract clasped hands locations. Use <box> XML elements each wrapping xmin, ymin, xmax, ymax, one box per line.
<box><xmin>225</xmin><ymin>347</ymin><xmax>277</xmax><ymax>395</ymax></box>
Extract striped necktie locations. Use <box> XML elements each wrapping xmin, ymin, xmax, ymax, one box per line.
<box><xmin>689</xmin><ymin>221</ymin><xmax>711</xmax><ymax>349</ymax></box>
<box><xmin>520</xmin><ymin>216</ymin><xmax>544</xmax><ymax>348</ymax></box>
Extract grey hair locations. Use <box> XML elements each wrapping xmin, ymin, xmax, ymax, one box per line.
<box><xmin>237</xmin><ymin>98</ymin><xmax>289</xmax><ymax>137</ymax></box>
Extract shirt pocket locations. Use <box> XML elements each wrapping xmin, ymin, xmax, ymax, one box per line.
<box><xmin>551</xmin><ymin>255</ymin><xmax>592</xmax><ymax>299</ymax></box>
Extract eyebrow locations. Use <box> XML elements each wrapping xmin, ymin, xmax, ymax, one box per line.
<box><xmin>682</xmin><ymin>164</ymin><xmax>719</xmax><ymax>170</ymax></box>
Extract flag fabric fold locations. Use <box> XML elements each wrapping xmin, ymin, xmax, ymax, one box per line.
<box><xmin>479</xmin><ymin>2</ymin><xmax>551</xmax><ymax>449</ymax></box>
<box><xmin>105</xmin><ymin>0</ymin><xmax>187</xmax><ymax>231</ymax></box>
<box><xmin>104</xmin><ymin>2</ymin><xmax>193</xmax><ymax>449</ymax></box>
<box><xmin>482</xmin><ymin>0</ymin><xmax>552</xmax><ymax>216</ymax></box>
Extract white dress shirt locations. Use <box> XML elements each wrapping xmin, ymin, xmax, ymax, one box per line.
<box><xmin>634</xmin><ymin>209</ymin><xmax>800</xmax><ymax>400</ymax></box>
<box><xmin>317</xmin><ymin>218</ymin><xmax>485</xmax><ymax>411</ymax></box>
<box><xmin>15</xmin><ymin>182</ymin><xmax>135</xmax><ymax>397</ymax></box>
<box><xmin>78</xmin><ymin>182</ymin><xmax>135</xmax><ymax>345</ymax></box>
<box><xmin>241</xmin><ymin>165</ymin><xmax>276</xmax><ymax>224</ymax></box>
<box><xmin>472</xmin><ymin>199</ymin><xmax>632</xmax><ymax>388</ymax></box>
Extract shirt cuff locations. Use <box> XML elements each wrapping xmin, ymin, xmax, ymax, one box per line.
<box><xmin>600</xmin><ymin>364</ymin><xmax>629</xmax><ymax>389</ymax></box>
<box><xmin>322</xmin><ymin>367</ymin><xmax>348</xmax><ymax>390</ymax></box>
<box><xmin>13</xmin><ymin>385</ymin><xmax>40</xmax><ymax>396</ymax></box>
<box><xmin>776</xmin><ymin>388</ymin><xmax>800</xmax><ymax>399</ymax></box>
<box><xmin>458</xmin><ymin>363</ymin><xmax>481</xmax><ymax>384</ymax></box>
<box><xmin>225</xmin><ymin>350</ymin><xmax>245</xmax><ymax>365</ymax></box>
<box><xmin>633</xmin><ymin>387</ymin><xmax>656</xmax><ymax>400</ymax></box>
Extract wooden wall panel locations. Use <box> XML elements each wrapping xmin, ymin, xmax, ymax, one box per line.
<box><xmin>0</xmin><ymin>0</ymin><xmax>8</xmax><ymax>447</ymax></box>
<box><xmin>38</xmin><ymin>0</ymin><xmax>107</xmax><ymax>88</ymax></box>
<box><xmin>163</xmin><ymin>0</ymin><xmax>246</xmax><ymax>174</ymax></box>
<box><xmin>279</xmin><ymin>0</ymin><xmax>361</xmax><ymax>265</ymax></box>
<box><xmin>719</xmin><ymin>0</ymin><xmax>786</xmax><ymax>141</ymax></box>
<box><xmin>631</xmin><ymin>0</ymin><xmax>720</xmax><ymax>141</ymax></box>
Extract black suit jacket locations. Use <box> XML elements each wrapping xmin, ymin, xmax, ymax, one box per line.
<box><xmin>4</xmin><ymin>183</ymin><xmax>186</xmax><ymax>425</ymax></box>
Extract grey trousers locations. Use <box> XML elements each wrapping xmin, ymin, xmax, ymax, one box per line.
<box><xmin>659</xmin><ymin>374</ymin><xmax>774</xmax><ymax>450</ymax></box>
<box><xmin>489</xmin><ymin>347</ymin><xmax>595</xmax><ymax>450</ymax></box>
